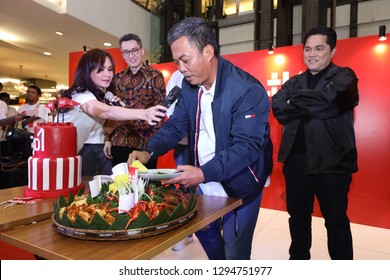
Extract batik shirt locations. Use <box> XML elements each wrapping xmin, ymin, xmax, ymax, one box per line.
<box><xmin>108</xmin><ymin>63</ymin><xmax>165</xmax><ymax>149</ymax></box>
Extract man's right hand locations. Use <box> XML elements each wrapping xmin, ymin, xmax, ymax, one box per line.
<box><xmin>127</xmin><ymin>151</ymin><xmax>151</xmax><ymax>166</ymax></box>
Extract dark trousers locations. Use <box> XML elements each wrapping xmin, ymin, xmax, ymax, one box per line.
<box><xmin>195</xmin><ymin>189</ymin><xmax>263</xmax><ymax>260</ymax></box>
<box><xmin>111</xmin><ymin>146</ymin><xmax>157</xmax><ymax>169</ymax></box>
<box><xmin>283</xmin><ymin>152</ymin><xmax>353</xmax><ymax>260</ymax></box>
<box><xmin>79</xmin><ymin>143</ymin><xmax>112</xmax><ymax>176</ymax></box>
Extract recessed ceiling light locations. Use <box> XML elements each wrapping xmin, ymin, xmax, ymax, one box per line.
<box><xmin>104</xmin><ymin>42</ymin><xmax>112</xmax><ymax>47</ymax></box>
<box><xmin>55</xmin><ymin>31</ymin><xmax>64</xmax><ymax>36</ymax></box>
<box><xmin>0</xmin><ymin>31</ymin><xmax>17</xmax><ymax>41</ymax></box>
<box><xmin>43</xmin><ymin>52</ymin><xmax>52</xmax><ymax>56</ymax></box>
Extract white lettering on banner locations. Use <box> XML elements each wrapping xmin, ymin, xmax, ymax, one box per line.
<box><xmin>266</xmin><ymin>71</ymin><xmax>290</xmax><ymax>96</ymax></box>
<box><xmin>266</xmin><ymin>70</ymin><xmax>305</xmax><ymax>97</ymax></box>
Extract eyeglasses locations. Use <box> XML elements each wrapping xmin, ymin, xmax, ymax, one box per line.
<box><xmin>121</xmin><ymin>48</ymin><xmax>141</xmax><ymax>57</ymax></box>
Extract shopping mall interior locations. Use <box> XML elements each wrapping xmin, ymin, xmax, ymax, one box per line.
<box><xmin>0</xmin><ymin>0</ymin><xmax>389</xmax><ymax>261</ymax></box>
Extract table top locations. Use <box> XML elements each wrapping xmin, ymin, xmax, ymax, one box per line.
<box><xmin>0</xmin><ymin>178</ymin><xmax>90</xmax><ymax>231</ymax></box>
<box><xmin>1</xmin><ymin>195</ymin><xmax>242</xmax><ymax>260</ymax></box>
<box><xmin>0</xmin><ymin>186</ymin><xmax>57</xmax><ymax>231</ymax></box>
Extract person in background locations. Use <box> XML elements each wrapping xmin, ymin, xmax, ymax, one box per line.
<box><xmin>165</xmin><ymin>70</ymin><xmax>194</xmax><ymax>251</ymax></box>
<box><xmin>0</xmin><ymin>99</ymin><xmax>7</xmax><ymax>120</ymax></box>
<box><xmin>60</xmin><ymin>48</ymin><xmax>166</xmax><ymax>178</ymax></box>
<box><xmin>0</xmin><ymin>82</ymin><xmax>6</xmax><ymax>127</ymax></box>
<box><xmin>0</xmin><ymin>92</ymin><xmax>17</xmax><ymax>118</ymax></box>
<box><xmin>0</xmin><ymin>97</ymin><xmax>8</xmax><ymax>155</ymax></box>
<box><xmin>17</xmin><ymin>85</ymin><xmax>52</xmax><ymax>134</ymax></box>
<box><xmin>0</xmin><ymin>92</ymin><xmax>18</xmax><ymax>156</ymax></box>
<box><xmin>104</xmin><ymin>33</ymin><xmax>166</xmax><ymax>169</ymax></box>
<box><xmin>127</xmin><ymin>17</ymin><xmax>273</xmax><ymax>260</ymax></box>
<box><xmin>272</xmin><ymin>27</ymin><xmax>359</xmax><ymax>260</ymax></box>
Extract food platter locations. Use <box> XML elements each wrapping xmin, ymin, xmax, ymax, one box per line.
<box><xmin>51</xmin><ymin>184</ymin><xmax>198</xmax><ymax>241</ymax></box>
<box><xmin>51</xmin><ymin>204</ymin><xmax>197</xmax><ymax>241</ymax></box>
<box><xmin>139</xmin><ymin>169</ymin><xmax>182</xmax><ymax>181</ymax></box>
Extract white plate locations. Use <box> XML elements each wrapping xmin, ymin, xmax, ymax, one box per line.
<box><xmin>93</xmin><ymin>175</ymin><xmax>114</xmax><ymax>184</ymax></box>
<box><xmin>139</xmin><ymin>169</ymin><xmax>181</xmax><ymax>180</ymax></box>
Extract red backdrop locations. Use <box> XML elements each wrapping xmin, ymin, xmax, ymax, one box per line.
<box><xmin>69</xmin><ymin>34</ymin><xmax>390</xmax><ymax>229</ymax></box>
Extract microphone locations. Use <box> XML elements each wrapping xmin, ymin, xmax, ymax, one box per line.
<box><xmin>104</xmin><ymin>91</ymin><xmax>121</xmax><ymax>106</ymax></box>
<box><xmin>152</xmin><ymin>86</ymin><xmax>181</xmax><ymax>124</ymax></box>
<box><xmin>163</xmin><ymin>86</ymin><xmax>181</xmax><ymax>110</ymax></box>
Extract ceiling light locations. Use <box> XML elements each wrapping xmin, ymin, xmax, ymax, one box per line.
<box><xmin>33</xmin><ymin>0</ymin><xmax>67</xmax><ymax>14</ymax></box>
<box><xmin>104</xmin><ymin>42</ymin><xmax>112</xmax><ymax>47</ymax></box>
<box><xmin>379</xmin><ymin>25</ymin><xmax>387</xmax><ymax>41</ymax></box>
<box><xmin>43</xmin><ymin>52</ymin><xmax>52</xmax><ymax>56</ymax></box>
<box><xmin>55</xmin><ymin>31</ymin><xmax>64</xmax><ymax>36</ymax></box>
<box><xmin>14</xmin><ymin>65</ymin><xmax>27</xmax><ymax>94</ymax></box>
<box><xmin>273</xmin><ymin>0</ymin><xmax>278</xmax><ymax>10</ymax></box>
<box><xmin>0</xmin><ymin>31</ymin><xmax>17</xmax><ymax>41</ymax></box>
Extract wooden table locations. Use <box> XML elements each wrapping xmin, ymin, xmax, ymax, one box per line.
<box><xmin>1</xmin><ymin>195</ymin><xmax>242</xmax><ymax>259</ymax></box>
<box><xmin>0</xmin><ymin>186</ymin><xmax>57</xmax><ymax>231</ymax></box>
<box><xmin>0</xmin><ymin>178</ymin><xmax>89</xmax><ymax>231</ymax></box>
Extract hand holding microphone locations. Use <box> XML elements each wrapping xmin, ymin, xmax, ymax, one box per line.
<box><xmin>153</xmin><ymin>85</ymin><xmax>181</xmax><ymax>124</ymax></box>
<box><xmin>163</xmin><ymin>86</ymin><xmax>181</xmax><ymax>111</ymax></box>
<box><xmin>104</xmin><ymin>89</ymin><xmax>180</xmax><ymax>125</ymax></box>
<box><xmin>104</xmin><ymin>91</ymin><xmax>124</xmax><ymax>107</ymax></box>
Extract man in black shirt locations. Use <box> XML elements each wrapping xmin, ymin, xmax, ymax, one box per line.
<box><xmin>272</xmin><ymin>27</ymin><xmax>359</xmax><ymax>260</ymax></box>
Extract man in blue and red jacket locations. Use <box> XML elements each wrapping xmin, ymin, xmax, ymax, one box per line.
<box><xmin>128</xmin><ymin>17</ymin><xmax>273</xmax><ymax>260</ymax></box>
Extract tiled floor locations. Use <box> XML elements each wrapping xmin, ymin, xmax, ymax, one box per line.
<box><xmin>152</xmin><ymin>208</ymin><xmax>390</xmax><ymax>260</ymax></box>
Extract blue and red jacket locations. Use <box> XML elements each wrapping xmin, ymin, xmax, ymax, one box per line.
<box><xmin>148</xmin><ymin>56</ymin><xmax>273</xmax><ymax>199</ymax></box>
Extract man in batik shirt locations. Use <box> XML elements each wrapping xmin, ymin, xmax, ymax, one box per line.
<box><xmin>104</xmin><ymin>33</ymin><xmax>166</xmax><ymax>168</ymax></box>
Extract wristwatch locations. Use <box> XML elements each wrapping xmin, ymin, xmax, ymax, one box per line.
<box><xmin>140</xmin><ymin>147</ymin><xmax>154</xmax><ymax>157</ymax></box>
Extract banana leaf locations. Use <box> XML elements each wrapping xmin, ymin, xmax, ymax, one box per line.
<box><xmin>89</xmin><ymin>212</ymin><xmax>110</xmax><ymax>230</ymax></box>
<box><xmin>59</xmin><ymin>211</ymin><xmax>72</xmax><ymax>228</ymax></box>
<box><xmin>168</xmin><ymin>204</ymin><xmax>184</xmax><ymax>221</ymax></box>
<box><xmin>67</xmin><ymin>191</ymin><xmax>75</xmax><ymax>205</ymax></box>
<box><xmin>108</xmin><ymin>214</ymin><xmax>130</xmax><ymax>230</ymax></box>
<box><xmin>53</xmin><ymin>201</ymin><xmax>60</xmax><ymax>221</ymax></box>
<box><xmin>189</xmin><ymin>195</ymin><xmax>197</xmax><ymax>211</ymax></box>
<box><xmin>148</xmin><ymin>208</ymin><xmax>170</xmax><ymax>226</ymax></box>
<box><xmin>72</xmin><ymin>215</ymin><xmax>90</xmax><ymax>229</ymax></box>
<box><xmin>127</xmin><ymin>211</ymin><xmax>150</xmax><ymax>229</ymax></box>
<box><xmin>77</xmin><ymin>188</ymin><xmax>84</xmax><ymax>196</ymax></box>
<box><xmin>184</xmin><ymin>195</ymin><xmax>194</xmax><ymax>214</ymax></box>
<box><xmin>58</xmin><ymin>194</ymin><xmax>68</xmax><ymax>208</ymax></box>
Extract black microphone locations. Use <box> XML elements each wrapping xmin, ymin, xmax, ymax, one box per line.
<box><xmin>152</xmin><ymin>86</ymin><xmax>181</xmax><ymax>124</ymax></box>
<box><xmin>104</xmin><ymin>91</ymin><xmax>121</xmax><ymax>106</ymax></box>
<box><xmin>163</xmin><ymin>85</ymin><xmax>181</xmax><ymax>111</ymax></box>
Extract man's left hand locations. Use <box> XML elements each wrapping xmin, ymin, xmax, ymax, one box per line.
<box><xmin>162</xmin><ymin>165</ymin><xmax>204</xmax><ymax>188</ymax></box>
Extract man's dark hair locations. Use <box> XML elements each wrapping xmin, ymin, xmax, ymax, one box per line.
<box><xmin>0</xmin><ymin>92</ymin><xmax>10</xmax><ymax>99</ymax></box>
<box><xmin>119</xmin><ymin>33</ymin><xmax>143</xmax><ymax>48</ymax></box>
<box><xmin>303</xmin><ymin>27</ymin><xmax>337</xmax><ymax>51</ymax></box>
<box><xmin>28</xmin><ymin>85</ymin><xmax>42</xmax><ymax>96</ymax></box>
<box><xmin>167</xmin><ymin>17</ymin><xmax>219</xmax><ymax>55</ymax></box>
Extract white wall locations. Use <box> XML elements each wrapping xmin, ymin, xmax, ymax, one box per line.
<box><xmin>219</xmin><ymin>22</ymin><xmax>254</xmax><ymax>54</ymax></box>
<box><xmin>66</xmin><ymin>0</ymin><xmax>152</xmax><ymax>57</ymax></box>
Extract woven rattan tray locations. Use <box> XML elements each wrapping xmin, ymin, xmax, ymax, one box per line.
<box><xmin>51</xmin><ymin>205</ymin><xmax>197</xmax><ymax>241</ymax></box>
